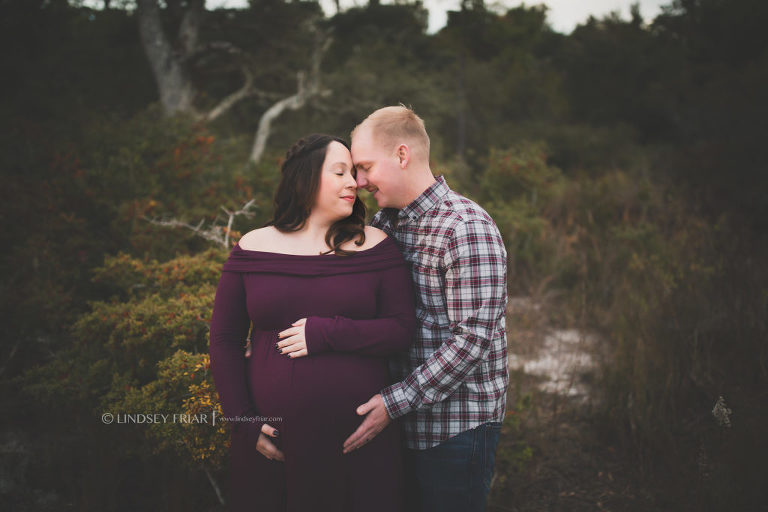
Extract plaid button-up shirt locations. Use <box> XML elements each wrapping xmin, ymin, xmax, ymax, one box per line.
<box><xmin>373</xmin><ymin>175</ymin><xmax>509</xmax><ymax>450</ymax></box>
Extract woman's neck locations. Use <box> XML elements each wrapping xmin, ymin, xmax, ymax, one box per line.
<box><xmin>292</xmin><ymin>213</ymin><xmax>334</xmax><ymax>248</ymax></box>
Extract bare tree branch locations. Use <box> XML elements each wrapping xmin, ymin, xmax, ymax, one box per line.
<box><xmin>203</xmin><ymin>465</ymin><xmax>226</xmax><ymax>506</ymax></box>
<box><xmin>136</xmin><ymin>2</ymin><xmax>332</xmax><ymax>147</ymax></box>
<box><xmin>145</xmin><ymin>217</ymin><xmax>224</xmax><ymax>246</ymax></box>
<box><xmin>188</xmin><ymin>40</ymin><xmax>249</xmax><ymax>60</ymax></box>
<box><xmin>249</xmin><ymin>72</ymin><xmax>308</xmax><ymax>164</ymax></box>
<box><xmin>220</xmin><ymin>199</ymin><xmax>259</xmax><ymax>248</ymax></box>
<box><xmin>145</xmin><ymin>199</ymin><xmax>258</xmax><ymax>249</ymax></box>
<box><xmin>205</xmin><ymin>67</ymin><xmax>256</xmax><ymax>122</ymax></box>
<box><xmin>0</xmin><ymin>338</ymin><xmax>22</xmax><ymax>379</ymax></box>
<box><xmin>188</xmin><ymin>41</ymin><xmax>284</xmax><ymax>122</ymax></box>
<box><xmin>249</xmin><ymin>35</ymin><xmax>333</xmax><ymax>164</ymax></box>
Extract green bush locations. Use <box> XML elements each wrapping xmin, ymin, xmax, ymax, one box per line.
<box><xmin>22</xmin><ymin>249</ymin><xmax>228</xmax><ymax>468</ymax></box>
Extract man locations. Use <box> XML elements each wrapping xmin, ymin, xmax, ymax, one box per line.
<box><xmin>344</xmin><ymin>106</ymin><xmax>509</xmax><ymax>512</ymax></box>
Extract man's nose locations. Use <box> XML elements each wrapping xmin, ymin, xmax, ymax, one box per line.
<box><xmin>355</xmin><ymin>173</ymin><xmax>367</xmax><ymax>188</ymax></box>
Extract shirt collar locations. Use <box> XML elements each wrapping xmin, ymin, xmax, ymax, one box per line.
<box><xmin>397</xmin><ymin>175</ymin><xmax>450</xmax><ymax>222</ymax></box>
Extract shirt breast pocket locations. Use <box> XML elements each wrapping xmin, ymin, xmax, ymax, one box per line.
<box><xmin>411</xmin><ymin>255</ymin><xmax>446</xmax><ymax>312</ymax></box>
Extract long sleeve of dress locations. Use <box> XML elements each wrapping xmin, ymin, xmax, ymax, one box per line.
<box><xmin>208</xmin><ymin>270</ymin><xmax>265</xmax><ymax>445</ymax></box>
<box><xmin>303</xmin><ymin>261</ymin><xmax>417</xmax><ymax>357</ymax></box>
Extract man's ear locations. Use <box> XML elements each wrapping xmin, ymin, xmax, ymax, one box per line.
<box><xmin>396</xmin><ymin>144</ymin><xmax>410</xmax><ymax>169</ymax></box>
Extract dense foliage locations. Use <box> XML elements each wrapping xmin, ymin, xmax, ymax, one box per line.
<box><xmin>1</xmin><ymin>0</ymin><xmax>766</xmax><ymax>510</ymax></box>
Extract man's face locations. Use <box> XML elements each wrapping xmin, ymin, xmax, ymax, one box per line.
<box><xmin>351</xmin><ymin>125</ymin><xmax>407</xmax><ymax>209</ymax></box>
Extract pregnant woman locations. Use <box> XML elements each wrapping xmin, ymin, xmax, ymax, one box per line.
<box><xmin>209</xmin><ymin>134</ymin><xmax>417</xmax><ymax>512</ymax></box>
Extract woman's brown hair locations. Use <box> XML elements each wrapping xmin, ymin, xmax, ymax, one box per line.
<box><xmin>265</xmin><ymin>134</ymin><xmax>366</xmax><ymax>256</ymax></box>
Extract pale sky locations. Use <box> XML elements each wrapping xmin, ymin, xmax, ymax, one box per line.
<box><xmin>207</xmin><ymin>0</ymin><xmax>672</xmax><ymax>33</ymax></box>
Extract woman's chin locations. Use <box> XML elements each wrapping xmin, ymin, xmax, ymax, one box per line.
<box><xmin>330</xmin><ymin>211</ymin><xmax>353</xmax><ymax>222</ymax></box>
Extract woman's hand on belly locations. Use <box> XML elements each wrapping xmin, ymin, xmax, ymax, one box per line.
<box><xmin>257</xmin><ymin>423</ymin><xmax>284</xmax><ymax>462</ymax></box>
<box><xmin>276</xmin><ymin>318</ymin><xmax>308</xmax><ymax>358</ymax></box>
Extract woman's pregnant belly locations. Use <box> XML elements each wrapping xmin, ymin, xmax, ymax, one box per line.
<box><xmin>246</xmin><ymin>330</ymin><xmax>391</xmax><ymax>434</ymax></box>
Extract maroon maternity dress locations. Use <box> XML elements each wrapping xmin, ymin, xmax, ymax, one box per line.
<box><xmin>209</xmin><ymin>236</ymin><xmax>417</xmax><ymax>512</ymax></box>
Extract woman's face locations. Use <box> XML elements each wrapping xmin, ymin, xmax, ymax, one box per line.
<box><xmin>313</xmin><ymin>141</ymin><xmax>358</xmax><ymax>222</ymax></box>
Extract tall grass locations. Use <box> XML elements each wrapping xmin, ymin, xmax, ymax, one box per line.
<box><xmin>457</xmin><ymin>143</ymin><xmax>768</xmax><ymax>509</ymax></box>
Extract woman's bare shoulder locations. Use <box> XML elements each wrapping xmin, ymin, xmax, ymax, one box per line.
<box><xmin>238</xmin><ymin>226</ymin><xmax>278</xmax><ymax>250</ymax></box>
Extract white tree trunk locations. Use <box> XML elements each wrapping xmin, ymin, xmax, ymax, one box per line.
<box><xmin>136</xmin><ymin>0</ymin><xmax>200</xmax><ymax>116</ymax></box>
<box><xmin>135</xmin><ymin>1</ymin><xmax>330</xmax><ymax>156</ymax></box>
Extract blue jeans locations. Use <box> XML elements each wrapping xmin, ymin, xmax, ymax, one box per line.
<box><xmin>404</xmin><ymin>421</ymin><xmax>502</xmax><ymax>512</ymax></box>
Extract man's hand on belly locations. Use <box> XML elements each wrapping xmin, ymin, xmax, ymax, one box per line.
<box><xmin>342</xmin><ymin>394</ymin><xmax>391</xmax><ymax>454</ymax></box>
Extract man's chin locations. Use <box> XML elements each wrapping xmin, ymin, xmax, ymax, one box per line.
<box><xmin>372</xmin><ymin>191</ymin><xmax>387</xmax><ymax>208</ymax></box>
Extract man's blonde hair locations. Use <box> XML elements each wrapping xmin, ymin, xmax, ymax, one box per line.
<box><xmin>352</xmin><ymin>105</ymin><xmax>430</xmax><ymax>162</ymax></box>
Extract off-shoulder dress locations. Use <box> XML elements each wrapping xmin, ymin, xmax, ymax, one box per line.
<box><xmin>209</xmin><ymin>236</ymin><xmax>417</xmax><ymax>512</ymax></box>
